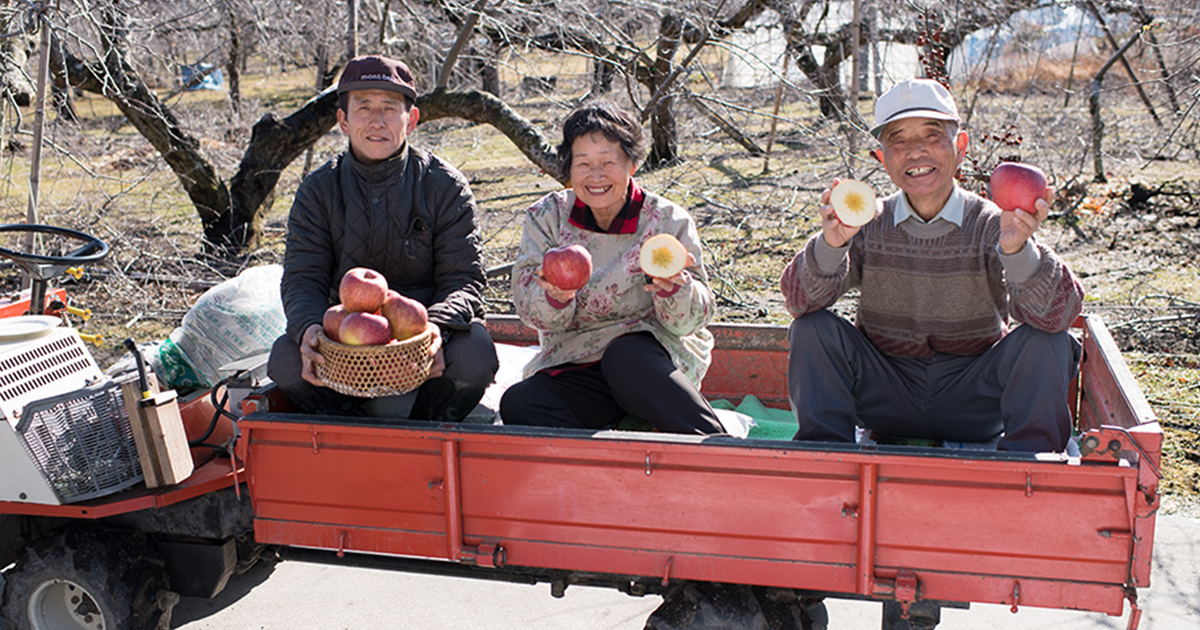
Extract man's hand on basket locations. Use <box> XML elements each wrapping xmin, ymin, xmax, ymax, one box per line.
<box><xmin>427</xmin><ymin>326</ymin><xmax>446</xmax><ymax>379</ymax></box>
<box><xmin>300</xmin><ymin>323</ymin><xmax>326</xmax><ymax>387</ymax></box>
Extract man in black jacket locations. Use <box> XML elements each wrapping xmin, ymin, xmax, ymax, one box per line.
<box><xmin>268</xmin><ymin>54</ymin><xmax>498</xmax><ymax>421</ymax></box>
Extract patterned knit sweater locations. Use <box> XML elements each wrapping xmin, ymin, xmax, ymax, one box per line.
<box><xmin>512</xmin><ymin>189</ymin><xmax>715</xmax><ymax>386</ymax></box>
<box><xmin>780</xmin><ymin>188</ymin><xmax>1084</xmax><ymax>358</ymax></box>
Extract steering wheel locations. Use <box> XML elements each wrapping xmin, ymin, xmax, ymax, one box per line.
<box><xmin>0</xmin><ymin>224</ymin><xmax>110</xmax><ymax>315</ymax></box>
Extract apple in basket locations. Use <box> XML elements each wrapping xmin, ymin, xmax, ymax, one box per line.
<box><xmin>322</xmin><ymin>304</ymin><xmax>350</xmax><ymax>342</ymax></box>
<box><xmin>381</xmin><ymin>290</ymin><xmax>429</xmax><ymax>341</ymax></box>
<box><xmin>542</xmin><ymin>244</ymin><xmax>593</xmax><ymax>291</ymax></box>
<box><xmin>989</xmin><ymin>162</ymin><xmax>1048</xmax><ymax>213</ymax></box>
<box><xmin>339</xmin><ymin>267</ymin><xmax>389</xmax><ymax>313</ymax></box>
<box><xmin>338</xmin><ymin>312</ymin><xmax>392</xmax><ymax>346</ymax></box>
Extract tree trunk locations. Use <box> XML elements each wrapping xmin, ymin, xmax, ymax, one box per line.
<box><xmin>0</xmin><ymin>4</ymin><xmax>35</xmax><ymax>107</ymax></box>
<box><xmin>347</xmin><ymin>0</ymin><xmax>359</xmax><ymax>59</ymax></box>
<box><xmin>647</xmin><ymin>13</ymin><xmax>682</xmax><ymax>168</ymax></box>
<box><xmin>478</xmin><ymin>40</ymin><xmax>500</xmax><ymax>96</ymax></box>
<box><xmin>1088</xmin><ymin>27</ymin><xmax>1146</xmax><ymax>183</ymax></box>
<box><xmin>772</xmin><ymin>0</ymin><xmax>848</xmax><ymax>122</ymax></box>
<box><xmin>591</xmin><ymin>58</ymin><xmax>614</xmax><ymax>95</ymax></box>
<box><xmin>51</xmin><ymin>34</ymin><xmax>557</xmax><ymax>255</ymax></box>
<box><xmin>226</xmin><ymin>88</ymin><xmax>342</xmax><ymax>251</ymax></box>
<box><xmin>226</xmin><ymin>5</ymin><xmax>243</xmax><ymax>113</ymax></box>
<box><xmin>419</xmin><ymin>88</ymin><xmax>561</xmax><ymax>182</ymax></box>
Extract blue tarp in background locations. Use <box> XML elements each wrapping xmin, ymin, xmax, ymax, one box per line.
<box><xmin>179</xmin><ymin>64</ymin><xmax>224</xmax><ymax>91</ymax></box>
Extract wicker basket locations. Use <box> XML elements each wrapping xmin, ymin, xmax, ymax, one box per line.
<box><xmin>316</xmin><ymin>325</ymin><xmax>435</xmax><ymax>397</ymax></box>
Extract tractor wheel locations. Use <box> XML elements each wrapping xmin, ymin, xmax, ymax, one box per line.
<box><xmin>1</xmin><ymin>527</ymin><xmax>176</xmax><ymax>630</ymax></box>
<box><xmin>645</xmin><ymin>582</ymin><xmax>828</xmax><ymax>630</ymax></box>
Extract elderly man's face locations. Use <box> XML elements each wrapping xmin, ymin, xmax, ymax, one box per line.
<box><xmin>873</xmin><ymin>117</ymin><xmax>968</xmax><ymax>217</ymax></box>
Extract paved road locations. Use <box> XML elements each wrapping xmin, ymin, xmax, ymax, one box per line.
<box><xmin>173</xmin><ymin>514</ymin><xmax>1198</xmax><ymax>629</ymax></box>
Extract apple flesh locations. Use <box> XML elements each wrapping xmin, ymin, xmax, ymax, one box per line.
<box><xmin>338</xmin><ymin>311</ymin><xmax>393</xmax><ymax>346</ymax></box>
<box><xmin>989</xmin><ymin>162</ymin><xmax>1047</xmax><ymax>212</ymax></box>
<box><xmin>640</xmin><ymin>233</ymin><xmax>688</xmax><ymax>278</ymax></box>
<box><xmin>542</xmin><ymin>244</ymin><xmax>593</xmax><ymax>291</ymax></box>
<box><xmin>322</xmin><ymin>304</ymin><xmax>350</xmax><ymax>342</ymax></box>
<box><xmin>381</xmin><ymin>290</ymin><xmax>429</xmax><ymax>341</ymax></box>
<box><xmin>829</xmin><ymin>179</ymin><xmax>877</xmax><ymax>227</ymax></box>
<box><xmin>339</xmin><ymin>267</ymin><xmax>389</xmax><ymax>313</ymax></box>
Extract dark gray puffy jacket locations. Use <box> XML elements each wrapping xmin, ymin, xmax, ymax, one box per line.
<box><xmin>281</xmin><ymin>143</ymin><xmax>486</xmax><ymax>344</ymax></box>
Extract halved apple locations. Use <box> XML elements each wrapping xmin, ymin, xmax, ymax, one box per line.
<box><xmin>640</xmin><ymin>233</ymin><xmax>688</xmax><ymax>278</ymax></box>
<box><xmin>830</xmin><ymin>179</ymin><xmax>877</xmax><ymax>227</ymax></box>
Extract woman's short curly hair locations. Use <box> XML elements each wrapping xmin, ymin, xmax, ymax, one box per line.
<box><xmin>557</xmin><ymin>101</ymin><xmax>647</xmax><ymax>176</ymax></box>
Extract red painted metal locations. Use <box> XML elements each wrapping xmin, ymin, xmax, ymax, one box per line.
<box><xmin>234</xmin><ymin>313</ymin><xmax>1165</xmax><ymax>626</ymax></box>
<box><xmin>0</xmin><ymin>287</ymin><xmax>66</xmax><ymax>318</ymax></box>
<box><xmin>243</xmin><ymin>306</ymin><xmax>1160</xmax><ymax>621</ymax></box>
<box><xmin>0</xmin><ymin>387</ymin><xmax>240</xmax><ymax>518</ymax></box>
<box><xmin>0</xmin><ymin>457</ymin><xmax>239</xmax><ymax>518</ymax></box>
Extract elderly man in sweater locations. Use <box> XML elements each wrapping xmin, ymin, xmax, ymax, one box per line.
<box><xmin>780</xmin><ymin>78</ymin><xmax>1084</xmax><ymax>453</ymax></box>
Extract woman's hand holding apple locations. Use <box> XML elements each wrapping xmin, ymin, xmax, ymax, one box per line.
<box><xmin>534</xmin><ymin>267</ymin><xmax>578</xmax><ymax>303</ymax></box>
<box><xmin>644</xmin><ymin>252</ymin><xmax>696</xmax><ymax>293</ymax></box>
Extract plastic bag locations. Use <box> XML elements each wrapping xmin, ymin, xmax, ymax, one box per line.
<box><xmin>154</xmin><ymin>265</ymin><xmax>285</xmax><ymax>388</ymax></box>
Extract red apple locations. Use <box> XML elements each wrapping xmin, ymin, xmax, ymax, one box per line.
<box><xmin>339</xmin><ymin>267</ymin><xmax>389</xmax><ymax>313</ymax></box>
<box><xmin>338</xmin><ymin>311</ymin><xmax>392</xmax><ymax>346</ymax></box>
<box><xmin>322</xmin><ymin>304</ymin><xmax>350</xmax><ymax>342</ymax></box>
<box><xmin>381</xmin><ymin>290</ymin><xmax>429</xmax><ymax>341</ymax></box>
<box><xmin>542</xmin><ymin>244</ymin><xmax>593</xmax><ymax>291</ymax></box>
<box><xmin>989</xmin><ymin>162</ymin><xmax>1048</xmax><ymax>213</ymax></box>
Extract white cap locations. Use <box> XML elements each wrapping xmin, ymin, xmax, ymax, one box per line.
<box><xmin>870</xmin><ymin>78</ymin><xmax>960</xmax><ymax>138</ymax></box>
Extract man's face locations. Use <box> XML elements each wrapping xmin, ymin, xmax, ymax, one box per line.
<box><xmin>873</xmin><ymin>117</ymin><xmax>967</xmax><ymax>215</ymax></box>
<box><xmin>337</xmin><ymin>89</ymin><xmax>419</xmax><ymax>163</ymax></box>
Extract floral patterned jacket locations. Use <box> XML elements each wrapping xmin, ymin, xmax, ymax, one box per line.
<box><xmin>512</xmin><ymin>188</ymin><xmax>716</xmax><ymax>387</ymax></box>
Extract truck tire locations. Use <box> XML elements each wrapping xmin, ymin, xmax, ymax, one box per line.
<box><xmin>645</xmin><ymin>582</ymin><xmax>828</xmax><ymax>630</ymax></box>
<box><xmin>1</xmin><ymin>526</ymin><xmax>176</xmax><ymax>630</ymax></box>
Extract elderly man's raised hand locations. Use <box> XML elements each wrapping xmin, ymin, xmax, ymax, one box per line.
<box><xmin>999</xmin><ymin>187</ymin><xmax>1052</xmax><ymax>255</ymax></box>
<box><xmin>819</xmin><ymin>178</ymin><xmax>870</xmax><ymax>249</ymax></box>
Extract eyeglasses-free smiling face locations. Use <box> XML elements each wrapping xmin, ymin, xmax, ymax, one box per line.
<box><xmin>569</xmin><ymin>131</ymin><xmax>636</xmax><ymax>224</ymax></box>
<box><xmin>337</xmin><ymin>89</ymin><xmax>420</xmax><ymax>164</ymax></box>
<box><xmin>873</xmin><ymin>117</ymin><xmax>968</xmax><ymax>219</ymax></box>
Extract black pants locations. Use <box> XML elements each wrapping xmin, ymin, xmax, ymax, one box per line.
<box><xmin>267</xmin><ymin>321</ymin><xmax>499</xmax><ymax>423</ymax></box>
<box><xmin>499</xmin><ymin>332</ymin><xmax>724</xmax><ymax>435</ymax></box>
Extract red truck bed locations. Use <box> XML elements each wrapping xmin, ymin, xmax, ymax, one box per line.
<box><xmin>239</xmin><ymin>314</ymin><xmax>1160</xmax><ymax>626</ymax></box>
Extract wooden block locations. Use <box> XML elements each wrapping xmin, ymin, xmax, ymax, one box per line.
<box><xmin>138</xmin><ymin>391</ymin><xmax>194</xmax><ymax>487</ymax></box>
<box><xmin>122</xmin><ymin>376</ymin><xmax>193</xmax><ymax>488</ymax></box>
<box><xmin>121</xmin><ymin>376</ymin><xmax>161</xmax><ymax>487</ymax></box>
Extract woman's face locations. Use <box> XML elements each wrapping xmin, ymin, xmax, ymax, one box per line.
<box><xmin>569</xmin><ymin>132</ymin><xmax>635</xmax><ymax>219</ymax></box>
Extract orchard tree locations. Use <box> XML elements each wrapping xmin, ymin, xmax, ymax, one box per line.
<box><xmin>10</xmin><ymin>0</ymin><xmax>1197</xmax><ymax>257</ymax></box>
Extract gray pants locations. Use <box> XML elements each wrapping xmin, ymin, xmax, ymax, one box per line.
<box><xmin>787</xmin><ymin>310</ymin><xmax>1081</xmax><ymax>452</ymax></box>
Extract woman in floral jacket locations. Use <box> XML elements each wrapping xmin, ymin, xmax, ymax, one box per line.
<box><xmin>499</xmin><ymin>101</ymin><xmax>724</xmax><ymax>435</ymax></box>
